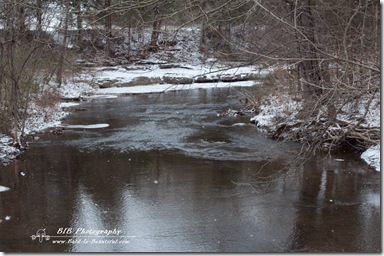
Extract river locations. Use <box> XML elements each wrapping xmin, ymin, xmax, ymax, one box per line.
<box><xmin>0</xmin><ymin>87</ymin><xmax>380</xmax><ymax>252</ymax></box>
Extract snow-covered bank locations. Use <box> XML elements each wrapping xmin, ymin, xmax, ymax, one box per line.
<box><xmin>0</xmin><ymin>81</ymin><xmax>95</xmax><ymax>166</ymax></box>
<box><xmin>361</xmin><ymin>145</ymin><xmax>381</xmax><ymax>172</ymax></box>
<box><xmin>250</xmin><ymin>95</ymin><xmax>301</xmax><ymax>129</ymax></box>
<box><xmin>0</xmin><ymin>135</ymin><xmax>21</xmax><ymax>166</ymax></box>
<box><xmin>92</xmin><ymin>62</ymin><xmax>381</xmax><ymax>172</ymax></box>
<box><xmin>96</xmin><ymin>80</ymin><xmax>256</xmax><ymax>95</ymax></box>
<box><xmin>87</xmin><ymin>63</ymin><xmax>269</xmax><ymax>89</ymax></box>
<box><xmin>0</xmin><ymin>61</ymin><xmax>379</xmax><ymax>173</ymax></box>
<box><xmin>0</xmin><ymin>62</ymin><xmax>261</xmax><ymax>166</ymax></box>
<box><xmin>0</xmin><ymin>102</ymin><xmax>71</xmax><ymax>166</ymax></box>
<box><xmin>249</xmin><ymin>91</ymin><xmax>381</xmax><ymax>172</ymax></box>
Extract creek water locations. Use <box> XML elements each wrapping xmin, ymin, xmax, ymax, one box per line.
<box><xmin>0</xmin><ymin>87</ymin><xmax>380</xmax><ymax>252</ymax></box>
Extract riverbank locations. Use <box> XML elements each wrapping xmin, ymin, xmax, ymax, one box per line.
<box><xmin>0</xmin><ymin>82</ymin><xmax>92</xmax><ymax>165</ymax></box>
<box><xmin>249</xmin><ymin>91</ymin><xmax>380</xmax><ymax>172</ymax></box>
<box><xmin>0</xmin><ymin>62</ymin><xmax>380</xmax><ymax>172</ymax></box>
<box><xmin>0</xmin><ymin>61</ymin><xmax>261</xmax><ymax>165</ymax></box>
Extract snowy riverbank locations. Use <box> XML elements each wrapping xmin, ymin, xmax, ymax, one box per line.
<box><xmin>0</xmin><ymin>62</ymin><xmax>380</xmax><ymax>172</ymax></box>
<box><xmin>249</xmin><ymin>90</ymin><xmax>380</xmax><ymax>172</ymax></box>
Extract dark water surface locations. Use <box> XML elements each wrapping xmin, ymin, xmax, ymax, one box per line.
<box><xmin>0</xmin><ymin>88</ymin><xmax>380</xmax><ymax>252</ymax></box>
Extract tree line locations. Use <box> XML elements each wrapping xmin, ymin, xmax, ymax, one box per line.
<box><xmin>0</xmin><ymin>0</ymin><xmax>380</xmax><ymax>151</ymax></box>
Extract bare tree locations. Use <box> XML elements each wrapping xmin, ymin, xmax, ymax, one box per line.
<box><xmin>35</xmin><ymin>0</ymin><xmax>43</xmax><ymax>33</ymax></box>
<box><xmin>148</xmin><ymin>2</ymin><xmax>162</xmax><ymax>52</ymax></box>
<box><xmin>74</xmin><ymin>0</ymin><xmax>83</xmax><ymax>43</ymax></box>
<box><xmin>0</xmin><ymin>0</ymin><xmax>60</xmax><ymax>143</ymax></box>
<box><xmin>190</xmin><ymin>0</ymin><xmax>380</xmax><ymax>150</ymax></box>
<box><xmin>56</xmin><ymin>0</ymin><xmax>70</xmax><ymax>86</ymax></box>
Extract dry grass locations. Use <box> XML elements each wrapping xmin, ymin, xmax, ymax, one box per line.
<box><xmin>237</xmin><ymin>67</ymin><xmax>300</xmax><ymax>113</ymax></box>
<box><xmin>35</xmin><ymin>88</ymin><xmax>61</xmax><ymax>110</ymax></box>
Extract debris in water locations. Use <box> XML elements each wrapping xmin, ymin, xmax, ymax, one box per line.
<box><xmin>0</xmin><ymin>186</ymin><xmax>10</xmax><ymax>192</ymax></box>
<box><xmin>65</xmin><ymin>123</ymin><xmax>109</xmax><ymax>129</ymax></box>
<box><xmin>232</xmin><ymin>123</ymin><xmax>247</xmax><ymax>127</ymax></box>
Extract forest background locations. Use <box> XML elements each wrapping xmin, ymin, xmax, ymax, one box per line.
<box><xmin>0</xmin><ymin>0</ymin><xmax>380</xmax><ymax>170</ymax></box>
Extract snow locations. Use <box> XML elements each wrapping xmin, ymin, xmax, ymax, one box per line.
<box><xmin>28</xmin><ymin>3</ymin><xmax>66</xmax><ymax>32</ymax></box>
<box><xmin>58</xmin><ymin>80</ymin><xmax>95</xmax><ymax>99</ymax></box>
<box><xmin>85</xmin><ymin>59</ymin><xmax>263</xmax><ymax>96</ymax></box>
<box><xmin>85</xmin><ymin>95</ymin><xmax>118</xmax><ymax>99</ymax></box>
<box><xmin>232</xmin><ymin>123</ymin><xmax>248</xmax><ymax>127</ymax></box>
<box><xmin>0</xmin><ymin>62</ymin><xmax>379</xmax><ymax>172</ymax></box>
<box><xmin>89</xmin><ymin>64</ymin><xmax>263</xmax><ymax>88</ymax></box>
<box><xmin>0</xmin><ymin>12</ymin><xmax>380</xmax><ymax>172</ymax></box>
<box><xmin>250</xmin><ymin>95</ymin><xmax>301</xmax><ymax>128</ymax></box>
<box><xmin>0</xmin><ymin>7</ymin><xmax>263</xmax><ymax>167</ymax></box>
<box><xmin>0</xmin><ymin>186</ymin><xmax>10</xmax><ymax>192</ymax></box>
<box><xmin>22</xmin><ymin>104</ymin><xmax>69</xmax><ymax>136</ymax></box>
<box><xmin>338</xmin><ymin>96</ymin><xmax>380</xmax><ymax>128</ymax></box>
<box><xmin>65</xmin><ymin>124</ymin><xmax>110</xmax><ymax>129</ymax></box>
<box><xmin>96</xmin><ymin>80</ymin><xmax>256</xmax><ymax>95</ymax></box>
<box><xmin>361</xmin><ymin>145</ymin><xmax>380</xmax><ymax>172</ymax></box>
<box><xmin>0</xmin><ymin>135</ymin><xmax>21</xmax><ymax>165</ymax></box>
<box><xmin>59</xmin><ymin>102</ymin><xmax>80</xmax><ymax>108</ymax></box>
<box><xmin>249</xmin><ymin>87</ymin><xmax>380</xmax><ymax>172</ymax></box>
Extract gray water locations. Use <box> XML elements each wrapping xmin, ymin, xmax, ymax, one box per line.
<box><xmin>0</xmin><ymin>88</ymin><xmax>380</xmax><ymax>252</ymax></box>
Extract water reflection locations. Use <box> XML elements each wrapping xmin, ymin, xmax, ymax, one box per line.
<box><xmin>286</xmin><ymin>154</ymin><xmax>381</xmax><ymax>252</ymax></box>
<box><xmin>0</xmin><ymin>88</ymin><xmax>380</xmax><ymax>252</ymax></box>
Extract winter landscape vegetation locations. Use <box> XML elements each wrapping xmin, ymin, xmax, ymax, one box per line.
<box><xmin>0</xmin><ymin>0</ymin><xmax>381</xmax><ymax>253</ymax></box>
<box><xmin>0</xmin><ymin>0</ymin><xmax>379</xmax><ymax>170</ymax></box>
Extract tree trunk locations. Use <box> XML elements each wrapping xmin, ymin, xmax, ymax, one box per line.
<box><xmin>127</xmin><ymin>25</ymin><xmax>131</xmax><ymax>58</ymax></box>
<box><xmin>293</xmin><ymin>0</ymin><xmax>323</xmax><ymax>114</ymax></box>
<box><xmin>198</xmin><ymin>0</ymin><xmax>208</xmax><ymax>54</ymax></box>
<box><xmin>321</xmin><ymin>62</ymin><xmax>336</xmax><ymax>122</ymax></box>
<box><xmin>36</xmin><ymin>0</ymin><xmax>43</xmax><ymax>33</ymax></box>
<box><xmin>75</xmin><ymin>0</ymin><xmax>82</xmax><ymax>43</ymax></box>
<box><xmin>200</xmin><ymin>19</ymin><xmax>207</xmax><ymax>53</ymax></box>
<box><xmin>149</xmin><ymin>5</ymin><xmax>161</xmax><ymax>52</ymax></box>
<box><xmin>104</xmin><ymin>0</ymin><xmax>113</xmax><ymax>57</ymax></box>
<box><xmin>0</xmin><ymin>37</ymin><xmax>4</xmax><ymax>87</ymax></box>
<box><xmin>56</xmin><ymin>0</ymin><xmax>70</xmax><ymax>86</ymax></box>
<box><xmin>16</xmin><ymin>0</ymin><xmax>26</xmax><ymax>35</ymax></box>
<box><xmin>5</xmin><ymin>0</ymin><xmax>21</xmax><ymax>143</ymax></box>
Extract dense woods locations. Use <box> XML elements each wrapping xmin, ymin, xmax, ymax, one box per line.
<box><xmin>0</xmin><ymin>0</ymin><xmax>380</xmax><ymax>152</ymax></box>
